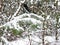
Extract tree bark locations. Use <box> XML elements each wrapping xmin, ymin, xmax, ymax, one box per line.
<box><xmin>0</xmin><ymin>0</ymin><xmax>3</xmax><ymax>12</ymax></box>
<box><xmin>42</xmin><ymin>20</ymin><xmax>45</xmax><ymax>45</ymax></box>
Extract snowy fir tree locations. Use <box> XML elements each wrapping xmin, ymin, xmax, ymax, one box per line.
<box><xmin>0</xmin><ymin>0</ymin><xmax>60</xmax><ymax>45</ymax></box>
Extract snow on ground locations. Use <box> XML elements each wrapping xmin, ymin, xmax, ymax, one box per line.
<box><xmin>30</xmin><ymin>35</ymin><xmax>42</xmax><ymax>43</ymax></box>
<box><xmin>0</xmin><ymin>13</ymin><xmax>43</xmax><ymax>45</ymax></box>
<box><xmin>44</xmin><ymin>36</ymin><xmax>55</xmax><ymax>42</ymax></box>
<box><xmin>1</xmin><ymin>36</ymin><xmax>29</xmax><ymax>45</ymax></box>
<box><xmin>50</xmin><ymin>41</ymin><xmax>60</xmax><ymax>45</ymax></box>
<box><xmin>0</xmin><ymin>42</ymin><xmax>2</xmax><ymax>45</ymax></box>
<box><xmin>1</xmin><ymin>36</ymin><xmax>58</xmax><ymax>45</ymax></box>
<box><xmin>0</xmin><ymin>13</ymin><xmax>60</xmax><ymax>45</ymax></box>
<box><xmin>44</xmin><ymin>36</ymin><xmax>55</xmax><ymax>45</ymax></box>
<box><xmin>10</xmin><ymin>37</ymin><xmax>29</xmax><ymax>45</ymax></box>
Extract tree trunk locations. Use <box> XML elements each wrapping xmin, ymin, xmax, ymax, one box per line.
<box><xmin>42</xmin><ymin>20</ymin><xmax>45</xmax><ymax>45</ymax></box>
<box><xmin>55</xmin><ymin>21</ymin><xmax>58</xmax><ymax>40</ymax></box>
<box><xmin>55</xmin><ymin>1</ymin><xmax>58</xmax><ymax>40</ymax></box>
<box><xmin>42</xmin><ymin>31</ymin><xmax>45</xmax><ymax>45</ymax></box>
<box><xmin>0</xmin><ymin>0</ymin><xmax>3</xmax><ymax>12</ymax></box>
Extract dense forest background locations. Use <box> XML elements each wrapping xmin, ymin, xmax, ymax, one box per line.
<box><xmin>0</xmin><ymin>0</ymin><xmax>60</xmax><ymax>45</ymax></box>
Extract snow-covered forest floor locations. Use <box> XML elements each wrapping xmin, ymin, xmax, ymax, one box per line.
<box><xmin>0</xmin><ymin>0</ymin><xmax>60</xmax><ymax>45</ymax></box>
<box><xmin>0</xmin><ymin>13</ymin><xmax>60</xmax><ymax>45</ymax></box>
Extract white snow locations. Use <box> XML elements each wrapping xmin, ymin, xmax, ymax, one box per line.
<box><xmin>20</xmin><ymin>0</ymin><xmax>25</xmax><ymax>3</ymax></box>
<box><xmin>44</xmin><ymin>36</ymin><xmax>55</xmax><ymax>43</ymax></box>
<box><xmin>58</xmin><ymin>2</ymin><xmax>60</xmax><ymax>5</ymax></box>
<box><xmin>0</xmin><ymin>42</ymin><xmax>2</xmax><ymax>45</ymax></box>
<box><xmin>30</xmin><ymin>0</ymin><xmax>33</xmax><ymax>4</ymax></box>
<box><xmin>46</xmin><ymin>15</ymin><xmax>50</xmax><ymax>20</ymax></box>
<box><xmin>0</xmin><ymin>8</ymin><xmax>60</xmax><ymax>45</ymax></box>
<box><xmin>1</xmin><ymin>36</ymin><xmax>57</xmax><ymax>45</ymax></box>
<box><xmin>1</xmin><ymin>36</ymin><xmax>29</xmax><ymax>45</ymax></box>
<box><xmin>0</xmin><ymin>13</ymin><xmax>43</xmax><ymax>45</ymax></box>
<box><xmin>10</xmin><ymin>38</ymin><xmax>29</xmax><ymax>45</ymax></box>
<box><xmin>31</xmin><ymin>35</ymin><xmax>42</xmax><ymax>43</ymax></box>
<box><xmin>0</xmin><ymin>13</ymin><xmax>43</xmax><ymax>31</ymax></box>
<box><xmin>59</xmin><ymin>18</ymin><xmax>60</xmax><ymax>22</ymax></box>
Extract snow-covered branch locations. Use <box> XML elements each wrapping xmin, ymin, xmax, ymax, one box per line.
<box><xmin>0</xmin><ymin>13</ymin><xmax>44</xmax><ymax>28</ymax></box>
